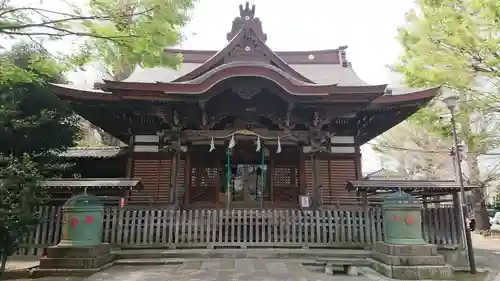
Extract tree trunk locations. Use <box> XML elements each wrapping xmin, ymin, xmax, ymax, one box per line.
<box><xmin>0</xmin><ymin>251</ymin><xmax>8</xmax><ymax>278</ymax></box>
<box><xmin>473</xmin><ymin>187</ymin><xmax>490</xmax><ymax>230</ymax></box>
<box><xmin>468</xmin><ymin>155</ymin><xmax>490</xmax><ymax>230</ymax></box>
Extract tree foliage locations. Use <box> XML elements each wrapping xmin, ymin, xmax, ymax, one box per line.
<box><xmin>0</xmin><ymin>0</ymin><xmax>197</xmax><ymax>270</ymax></box>
<box><xmin>1</xmin><ymin>0</ymin><xmax>196</xmax><ymax>80</ymax></box>
<box><xmin>390</xmin><ymin>0</ymin><xmax>500</xmax><ymax>230</ymax></box>
<box><xmin>0</xmin><ymin>43</ymin><xmax>80</xmax><ymax>276</ymax></box>
<box><xmin>1</xmin><ymin>0</ymin><xmax>195</xmax><ymax>80</ymax></box>
<box><xmin>87</xmin><ymin>0</ymin><xmax>195</xmax><ymax>80</ymax></box>
<box><xmin>0</xmin><ymin>154</ymin><xmax>44</xmax><ymax>276</ymax></box>
<box><xmin>84</xmin><ymin>0</ymin><xmax>195</xmax><ymax>145</ymax></box>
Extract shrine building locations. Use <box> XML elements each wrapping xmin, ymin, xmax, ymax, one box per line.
<box><xmin>50</xmin><ymin>2</ymin><xmax>442</xmax><ymax>209</ymax></box>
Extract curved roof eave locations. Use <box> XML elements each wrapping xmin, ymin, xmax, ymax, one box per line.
<box><xmin>98</xmin><ymin>63</ymin><xmax>388</xmax><ymax>96</ymax></box>
<box><xmin>370</xmin><ymin>87</ymin><xmax>440</xmax><ymax>106</ymax></box>
<box><xmin>51</xmin><ymin>83</ymin><xmax>119</xmax><ymax>101</ymax></box>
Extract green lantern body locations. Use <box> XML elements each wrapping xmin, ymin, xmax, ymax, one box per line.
<box><xmin>382</xmin><ymin>192</ymin><xmax>426</xmax><ymax>245</ymax></box>
<box><xmin>58</xmin><ymin>193</ymin><xmax>103</xmax><ymax>247</ymax></box>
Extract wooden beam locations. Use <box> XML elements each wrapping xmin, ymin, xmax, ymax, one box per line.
<box><xmin>182</xmin><ymin>129</ymin><xmax>308</xmax><ymax>142</ymax></box>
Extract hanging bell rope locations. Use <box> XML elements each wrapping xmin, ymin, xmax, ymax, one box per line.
<box><xmin>276</xmin><ymin>137</ymin><xmax>282</xmax><ymax>154</ymax></box>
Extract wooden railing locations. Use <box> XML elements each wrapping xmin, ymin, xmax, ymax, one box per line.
<box><xmin>16</xmin><ymin>205</ymin><xmax>461</xmax><ymax>256</ymax></box>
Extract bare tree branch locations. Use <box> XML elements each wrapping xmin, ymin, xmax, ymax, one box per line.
<box><xmin>0</xmin><ymin>7</ymin><xmax>81</xmax><ymax>18</ymax></box>
<box><xmin>1</xmin><ymin>5</ymin><xmax>159</xmax><ymax>42</ymax></box>
<box><xmin>2</xmin><ymin>29</ymin><xmax>136</xmax><ymax>43</ymax></box>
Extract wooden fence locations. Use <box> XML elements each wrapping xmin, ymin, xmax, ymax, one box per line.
<box><xmin>16</xmin><ymin>205</ymin><xmax>461</xmax><ymax>256</ymax></box>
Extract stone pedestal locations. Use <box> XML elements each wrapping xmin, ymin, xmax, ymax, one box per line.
<box><xmin>371</xmin><ymin>242</ymin><xmax>454</xmax><ymax>280</ymax></box>
<box><xmin>33</xmin><ymin>244</ymin><xmax>113</xmax><ymax>277</ymax></box>
<box><xmin>32</xmin><ymin>193</ymin><xmax>113</xmax><ymax>277</ymax></box>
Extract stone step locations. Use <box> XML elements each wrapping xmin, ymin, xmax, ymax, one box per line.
<box><xmin>114</xmin><ymin>258</ymin><xmax>322</xmax><ymax>266</ymax></box>
<box><xmin>372</xmin><ymin>251</ymin><xmax>446</xmax><ymax>266</ymax></box>
<box><xmin>315</xmin><ymin>257</ymin><xmax>371</xmax><ymax>266</ymax></box>
<box><xmin>113</xmin><ymin>248</ymin><xmax>371</xmax><ymax>260</ymax></box>
<box><xmin>114</xmin><ymin>258</ymin><xmax>184</xmax><ymax>266</ymax></box>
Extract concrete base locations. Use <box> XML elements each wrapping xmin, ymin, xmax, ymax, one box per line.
<box><xmin>31</xmin><ymin>261</ymin><xmax>114</xmax><ymax>278</ymax></box>
<box><xmin>37</xmin><ymin>243</ymin><xmax>113</xmax><ymax>274</ymax></box>
<box><xmin>370</xmin><ymin>242</ymin><xmax>454</xmax><ymax>280</ymax></box>
<box><xmin>346</xmin><ymin>266</ymin><xmax>359</xmax><ymax>276</ymax></box>
<box><xmin>438</xmin><ymin>246</ymin><xmax>469</xmax><ymax>269</ymax></box>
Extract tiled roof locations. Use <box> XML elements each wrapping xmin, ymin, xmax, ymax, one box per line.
<box><xmin>123</xmin><ymin>62</ymin><xmax>369</xmax><ymax>86</ymax></box>
<box><xmin>42</xmin><ymin>178</ymin><xmax>143</xmax><ymax>190</ymax></box>
<box><xmin>346</xmin><ymin>180</ymin><xmax>478</xmax><ymax>193</ymax></box>
<box><xmin>363</xmin><ymin>168</ymin><xmax>408</xmax><ymax>180</ymax></box>
<box><xmin>58</xmin><ymin>147</ymin><xmax>127</xmax><ymax>158</ymax></box>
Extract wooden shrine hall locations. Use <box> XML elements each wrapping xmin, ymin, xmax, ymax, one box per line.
<box><xmin>51</xmin><ymin>2</ymin><xmax>441</xmax><ymax>209</ymax></box>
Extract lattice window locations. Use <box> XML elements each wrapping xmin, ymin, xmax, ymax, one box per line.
<box><xmin>200</xmin><ymin>167</ymin><xmax>218</xmax><ymax>187</ymax></box>
<box><xmin>273</xmin><ymin>167</ymin><xmax>295</xmax><ymax>186</ymax></box>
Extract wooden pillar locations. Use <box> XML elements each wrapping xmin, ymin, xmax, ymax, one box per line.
<box><xmin>125</xmin><ymin>135</ymin><xmax>134</xmax><ymax>203</ymax></box>
<box><xmin>169</xmin><ymin>151</ymin><xmax>179</xmax><ymax>205</ymax></box>
<box><xmin>452</xmin><ymin>192</ymin><xmax>464</xmax><ymax>246</ymax></box>
<box><xmin>362</xmin><ymin>191</ymin><xmax>368</xmax><ymax>206</ymax></box>
<box><xmin>299</xmin><ymin>146</ymin><xmax>306</xmax><ymax>196</ymax></box>
<box><xmin>184</xmin><ymin>152</ymin><xmax>191</xmax><ymax>206</ymax></box>
<box><xmin>270</xmin><ymin>153</ymin><xmax>275</xmax><ymax>203</ymax></box>
<box><xmin>126</xmin><ymin>135</ymin><xmax>134</xmax><ymax>178</ymax></box>
<box><xmin>311</xmin><ymin>153</ymin><xmax>320</xmax><ymax>208</ymax></box>
<box><xmin>422</xmin><ymin>196</ymin><xmax>429</xmax><ymax>243</ymax></box>
<box><xmin>354</xmin><ymin>145</ymin><xmax>362</xmax><ymax>180</ymax></box>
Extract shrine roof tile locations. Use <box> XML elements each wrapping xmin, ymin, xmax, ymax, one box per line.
<box><xmin>57</xmin><ymin>147</ymin><xmax>127</xmax><ymax>158</ymax></box>
<box><xmin>42</xmin><ymin>178</ymin><xmax>143</xmax><ymax>190</ymax></box>
<box><xmin>346</xmin><ymin>180</ymin><xmax>478</xmax><ymax>192</ymax></box>
<box><xmin>122</xmin><ymin>62</ymin><xmax>368</xmax><ymax>86</ymax></box>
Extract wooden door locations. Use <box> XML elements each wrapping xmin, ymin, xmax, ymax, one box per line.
<box><xmin>187</xmin><ymin>152</ymin><xmax>219</xmax><ymax>204</ymax></box>
<box><xmin>272</xmin><ymin>150</ymin><xmax>300</xmax><ymax>203</ymax></box>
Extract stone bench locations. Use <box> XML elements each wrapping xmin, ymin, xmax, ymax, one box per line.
<box><xmin>316</xmin><ymin>258</ymin><xmax>370</xmax><ymax>276</ymax></box>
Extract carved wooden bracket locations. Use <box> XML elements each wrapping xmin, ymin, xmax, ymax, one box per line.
<box><xmin>230</xmin><ymin>82</ymin><xmax>263</xmax><ymax>99</ymax></box>
<box><xmin>278</xmin><ymin>102</ymin><xmax>295</xmax><ymax>131</ymax></box>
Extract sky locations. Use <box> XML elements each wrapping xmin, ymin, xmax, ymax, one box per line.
<box><xmin>35</xmin><ymin>0</ymin><xmax>418</xmax><ymax>174</ymax></box>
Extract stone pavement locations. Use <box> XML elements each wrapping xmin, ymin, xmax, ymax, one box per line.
<box><xmin>4</xmin><ymin>256</ymin><xmax>39</xmax><ymax>271</ymax></box>
<box><xmin>6</xmin><ymin>233</ymin><xmax>500</xmax><ymax>281</ymax></box>
<box><xmin>471</xmin><ymin>233</ymin><xmax>500</xmax><ymax>271</ymax></box>
<box><xmin>84</xmin><ymin>259</ymin><xmax>371</xmax><ymax>281</ymax></box>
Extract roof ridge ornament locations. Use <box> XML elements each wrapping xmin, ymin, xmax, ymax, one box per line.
<box><xmin>240</xmin><ymin>2</ymin><xmax>255</xmax><ymax>19</ymax></box>
<box><xmin>227</xmin><ymin>2</ymin><xmax>267</xmax><ymax>43</ymax></box>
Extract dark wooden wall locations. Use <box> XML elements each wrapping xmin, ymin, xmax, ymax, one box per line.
<box><xmin>63</xmin><ymin>156</ymin><xmax>127</xmax><ymax>178</ymax></box>
<box><xmin>128</xmin><ymin>147</ymin><xmax>361</xmax><ymax>207</ymax></box>
<box><xmin>304</xmin><ymin>153</ymin><xmax>359</xmax><ymax>205</ymax></box>
<box><xmin>129</xmin><ymin>152</ymin><xmax>180</xmax><ymax>205</ymax></box>
<box><xmin>46</xmin><ymin>156</ymin><xmax>129</xmax><ymax>205</ymax></box>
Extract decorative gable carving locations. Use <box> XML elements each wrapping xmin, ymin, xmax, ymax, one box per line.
<box><xmin>225</xmin><ymin>3</ymin><xmax>269</xmax><ymax>63</ymax></box>
<box><xmin>225</xmin><ymin>32</ymin><xmax>269</xmax><ymax>63</ymax></box>
<box><xmin>172</xmin><ymin>2</ymin><xmax>315</xmax><ymax>83</ymax></box>
<box><xmin>231</xmin><ymin>81</ymin><xmax>263</xmax><ymax>100</ymax></box>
